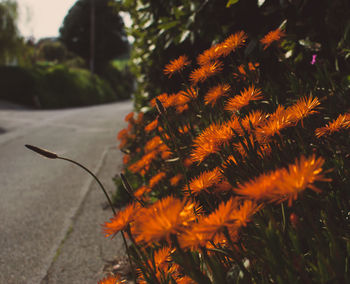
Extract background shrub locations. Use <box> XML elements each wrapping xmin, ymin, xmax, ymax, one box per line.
<box><xmin>100</xmin><ymin>59</ymin><xmax>135</xmax><ymax>101</ymax></box>
<box><xmin>0</xmin><ymin>64</ymin><xmax>119</xmax><ymax>109</ymax></box>
<box><xmin>0</xmin><ymin>66</ymin><xmax>40</xmax><ymax>106</ymax></box>
<box><xmin>36</xmin><ymin>64</ymin><xmax>115</xmax><ymax>108</ymax></box>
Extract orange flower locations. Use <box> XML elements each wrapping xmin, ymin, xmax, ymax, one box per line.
<box><xmin>118</xmin><ymin>129</ymin><xmax>132</xmax><ymax>149</ymax></box>
<box><xmin>183</xmin><ymin>157</ymin><xmax>193</xmax><ymax>167</ymax></box>
<box><xmin>149</xmin><ymin>172</ymin><xmax>166</xmax><ymax>188</ymax></box>
<box><xmin>128</xmin><ymin>151</ymin><xmax>157</xmax><ymax>174</ymax></box>
<box><xmin>197</xmin><ymin>43</ymin><xmax>224</xmax><ymax>66</ymax></box>
<box><xmin>135</xmin><ymin>112</ymin><xmax>144</xmax><ymax>124</ymax></box>
<box><xmin>164</xmin><ymin>93</ymin><xmax>181</xmax><ymax>108</ymax></box>
<box><xmin>178</xmin><ymin>124</ymin><xmax>190</xmax><ymax>134</ymax></box>
<box><xmin>223</xmin><ymin>155</ymin><xmax>238</xmax><ymax>167</ymax></box>
<box><xmin>164</xmin><ymin>55</ymin><xmax>191</xmax><ymax>77</ymax></box>
<box><xmin>214</xmin><ymin>179</ymin><xmax>232</xmax><ymax>192</ymax></box>
<box><xmin>232</xmin><ymin>199</ymin><xmax>262</xmax><ymax>227</ymax></box>
<box><xmin>150</xmin><ymin>93</ymin><xmax>168</xmax><ymax>107</ymax></box>
<box><xmin>170</xmin><ymin>174</ymin><xmax>183</xmax><ymax>186</ymax></box>
<box><xmin>98</xmin><ymin>275</ymin><xmax>125</xmax><ymax>284</ymax></box>
<box><xmin>237</xmin><ymin>64</ymin><xmax>247</xmax><ymax>76</ymax></box>
<box><xmin>220</xmin><ymin>31</ymin><xmax>248</xmax><ymax>56</ymax></box>
<box><xmin>234</xmin><ymin>155</ymin><xmax>330</xmax><ymax>206</ymax></box>
<box><xmin>176</xmin><ymin>104</ymin><xmax>189</xmax><ymax>113</ymax></box>
<box><xmin>233</xmin><ymin>135</ymin><xmax>271</xmax><ymax>160</ymax></box>
<box><xmin>210</xmin><ymin>120</ymin><xmax>239</xmax><ymax>145</ymax></box>
<box><xmin>175</xmin><ymin>275</ymin><xmax>197</xmax><ymax>284</ymax></box>
<box><xmin>102</xmin><ymin>202</ymin><xmax>140</xmax><ymax>237</ymax></box>
<box><xmin>163</xmin><ymin>92</ymin><xmax>191</xmax><ymax>114</ymax></box>
<box><xmin>194</xmin><ymin>198</ymin><xmax>260</xmax><ymax>238</ymax></box>
<box><xmin>138</xmin><ymin>246</ymin><xmax>175</xmax><ymax>280</ymax></box>
<box><xmin>178</xmin><ymin>226</ymin><xmax>212</xmax><ymax>249</ymax></box>
<box><xmin>225</xmin><ymin>85</ymin><xmax>263</xmax><ymax>113</ymax></box>
<box><xmin>145</xmin><ymin>136</ymin><xmax>163</xmax><ymax>153</ymax></box>
<box><xmin>175</xmin><ymin>91</ymin><xmax>191</xmax><ymax>103</ymax></box>
<box><xmin>232</xmin><ymin>134</ymin><xmax>256</xmax><ymax>157</ymax></box>
<box><xmin>191</xmin><ymin>119</ymin><xmax>240</xmax><ymax>163</ymax></box>
<box><xmin>158</xmin><ymin>144</ymin><xmax>172</xmax><ymax>160</ymax></box>
<box><xmin>189</xmin><ymin>60</ymin><xmax>223</xmax><ymax>85</ymax></box>
<box><xmin>260</xmin><ymin>28</ymin><xmax>285</xmax><ymax>50</ymax></box>
<box><xmin>127</xmin><ymin>123</ymin><xmax>133</xmax><ymax>133</ymax></box>
<box><xmin>233</xmin><ymin>64</ymin><xmax>247</xmax><ymax>81</ymax></box>
<box><xmin>117</xmin><ymin>128</ymin><xmax>128</xmax><ymax>140</ymax></box>
<box><xmin>233</xmin><ymin>62</ymin><xmax>260</xmax><ymax>81</ymax></box>
<box><xmin>287</xmin><ymin>96</ymin><xmax>320</xmax><ymax>126</ymax></box>
<box><xmin>124</xmin><ymin>112</ymin><xmax>134</xmax><ymax>122</ymax></box>
<box><xmin>273</xmin><ymin>155</ymin><xmax>331</xmax><ymax>206</ymax></box>
<box><xmin>154</xmin><ymin>246</ymin><xmax>173</xmax><ymax>267</ymax></box>
<box><xmin>315</xmin><ymin>113</ymin><xmax>350</xmax><ymax>138</ymax></box>
<box><xmin>191</xmin><ymin>138</ymin><xmax>220</xmax><ymax>164</ymax></box>
<box><xmin>204</xmin><ymin>83</ymin><xmax>231</xmax><ymax>106</ymax></box>
<box><xmin>180</xmin><ymin>87</ymin><xmax>198</xmax><ymax>100</ymax></box>
<box><xmin>145</xmin><ymin>118</ymin><xmax>158</xmax><ymax>133</ymax></box>
<box><xmin>133</xmin><ymin>196</ymin><xmax>196</xmax><ymax>243</ymax></box>
<box><xmin>187</xmin><ymin>167</ymin><xmax>222</xmax><ymax>196</ymax></box>
<box><xmin>123</xmin><ymin>154</ymin><xmax>130</xmax><ymax>165</ymax></box>
<box><xmin>241</xmin><ymin>110</ymin><xmax>267</xmax><ymax>132</ymax></box>
<box><xmin>248</xmin><ymin>62</ymin><xmax>259</xmax><ymax>70</ymax></box>
<box><xmin>255</xmin><ymin>105</ymin><xmax>292</xmax><ymax>142</ymax></box>
<box><xmin>233</xmin><ymin>170</ymin><xmax>279</xmax><ymax>201</ymax></box>
<box><xmin>134</xmin><ymin>185</ymin><xmax>151</xmax><ymax>199</ymax></box>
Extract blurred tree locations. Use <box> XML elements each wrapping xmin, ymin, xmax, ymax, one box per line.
<box><xmin>0</xmin><ymin>0</ymin><xmax>22</xmax><ymax>65</ymax></box>
<box><xmin>59</xmin><ymin>0</ymin><xmax>129</xmax><ymax>75</ymax></box>
<box><xmin>36</xmin><ymin>39</ymin><xmax>68</xmax><ymax>62</ymax></box>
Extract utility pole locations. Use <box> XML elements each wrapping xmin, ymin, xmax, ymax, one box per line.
<box><xmin>89</xmin><ymin>0</ymin><xmax>95</xmax><ymax>74</ymax></box>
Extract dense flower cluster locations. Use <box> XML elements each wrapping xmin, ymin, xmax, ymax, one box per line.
<box><xmin>99</xmin><ymin>26</ymin><xmax>349</xmax><ymax>284</ymax></box>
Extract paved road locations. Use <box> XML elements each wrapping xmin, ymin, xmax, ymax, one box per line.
<box><xmin>0</xmin><ymin>101</ymin><xmax>133</xmax><ymax>284</ymax></box>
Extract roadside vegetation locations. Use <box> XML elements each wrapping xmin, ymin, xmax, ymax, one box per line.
<box><xmin>0</xmin><ymin>0</ymin><xmax>134</xmax><ymax>109</ymax></box>
<box><xmin>101</xmin><ymin>0</ymin><xmax>350</xmax><ymax>283</ymax></box>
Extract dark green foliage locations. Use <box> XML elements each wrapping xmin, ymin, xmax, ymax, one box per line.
<box><xmin>0</xmin><ymin>66</ymin><xmax>39</xmax><ymax>105</ymax></box>
<box><xmin>112</xmin><ymin>175</ymin><xmax>132</xmax><ymax>208</ymax></box>
<box><xmin>0</xmin><ymin>65</ymin><xmax>116</xmax><ymax>108</ymax></box>
<box><xmin>59</xmin><ymin>0</ymin><xmax>129</xmax><ymax>75</ymax></box>
<box><xmin>100</xmin><ymin>60</ymin><xmax>135</xmax><ymax>101</ymax></box>
<box><xmin>122</xmin><ymin>0</ymin><xmax>350</xmax><ymax>110</ymax></box>
<box><xmin>36</xmin><ymin>39</ymin><xmax>68</xmax><ymax>62</ymax></box>
<box><xmin>36</xmin><ymin>64</ymin><xmax>115</xmax><ymax>108</ymax></box>
<box><xmin>111</xmin><ymin>170</ymin><xmax>143</xmax><ymax>208</ymax></box>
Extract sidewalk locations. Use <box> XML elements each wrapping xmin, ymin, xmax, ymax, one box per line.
<box><xmin>42</xmin><ymin>146</ymin><xmax>127</xmax><ymax>284</ymax></box>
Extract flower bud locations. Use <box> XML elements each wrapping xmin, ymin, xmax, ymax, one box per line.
<box><xmin>25</xmin><ymin>144</ymin><xmax>58</xmax><ymax>159</ymax></box>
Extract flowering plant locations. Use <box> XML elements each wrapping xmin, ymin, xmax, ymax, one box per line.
<box><xmin>101</xmin><ymin>27</ymin><xmax>350</xmax><ymax>283</ymax></box>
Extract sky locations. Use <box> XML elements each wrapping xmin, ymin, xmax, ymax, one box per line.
<box><xmin>17</xmin><ymin>0</ymin><xmax>78</xmax><ymax>40</ymax></box>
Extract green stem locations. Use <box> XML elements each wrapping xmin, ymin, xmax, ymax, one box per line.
<box><xmin>281</xmin><ymin>203</ymin><xmax>286</xmax><ymax>232</ymax></box>
<box><xmin>126</xmin><ymin>226</ymin><xmax>160</xmax><ymax>284</ymax></box>
<box><xmin>161</xmin><ymin>115</ymin><xmax>194</xmax><ymax>202</ymax></box>
<box><xmin>120</xmin><ymin>173</ymin><xmax>146</xmax><ymax>207</ymax></box>
<box><xmin>58</xmin><ymin>155</ymin><xmax>136</xmax><ymax>281</ymax></box>
<box><xmin>120</xmin><ymin>230</ymin><xmax>136</xmax><ymax>282</ymax></box>
<box><xmin>57</xmin><ymin>157</ymin><xmax>116</xmax><ymax>215</ymax></box>
<box><xmin>171</xmin><ymin>234</ymin><xmax>212</xmax><ymax>284</ymax></box>
<box><xmin>223</xmin><ymin>227</ymin><xmax>251</xmax><ymax>278</ymax></box>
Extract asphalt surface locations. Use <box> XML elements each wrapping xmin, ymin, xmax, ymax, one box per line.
<box><xmin>0</xmin><ymin>100</ymin><xmax>133</xmax><ymax>284</ymax></box>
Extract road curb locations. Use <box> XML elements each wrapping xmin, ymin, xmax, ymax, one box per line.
<box><xmin>37</xmin><ymin>145</ymin><xmax>113</xmax><ymax>284</ymax></box>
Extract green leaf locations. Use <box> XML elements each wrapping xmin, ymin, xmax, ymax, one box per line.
<box><xmin>226</xmin><ymin>0</ymin><xmax>240</xmax><ymax>8</ymax></box>
<box><xmin>179</xmin><ymin>30</ymin><xmax>190</xmax><ymax>43</ymax></box>
<box><xmin>158</xmin><ymin>20</ymin><xmax>179</xmax><ymax>30</ymax></box>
